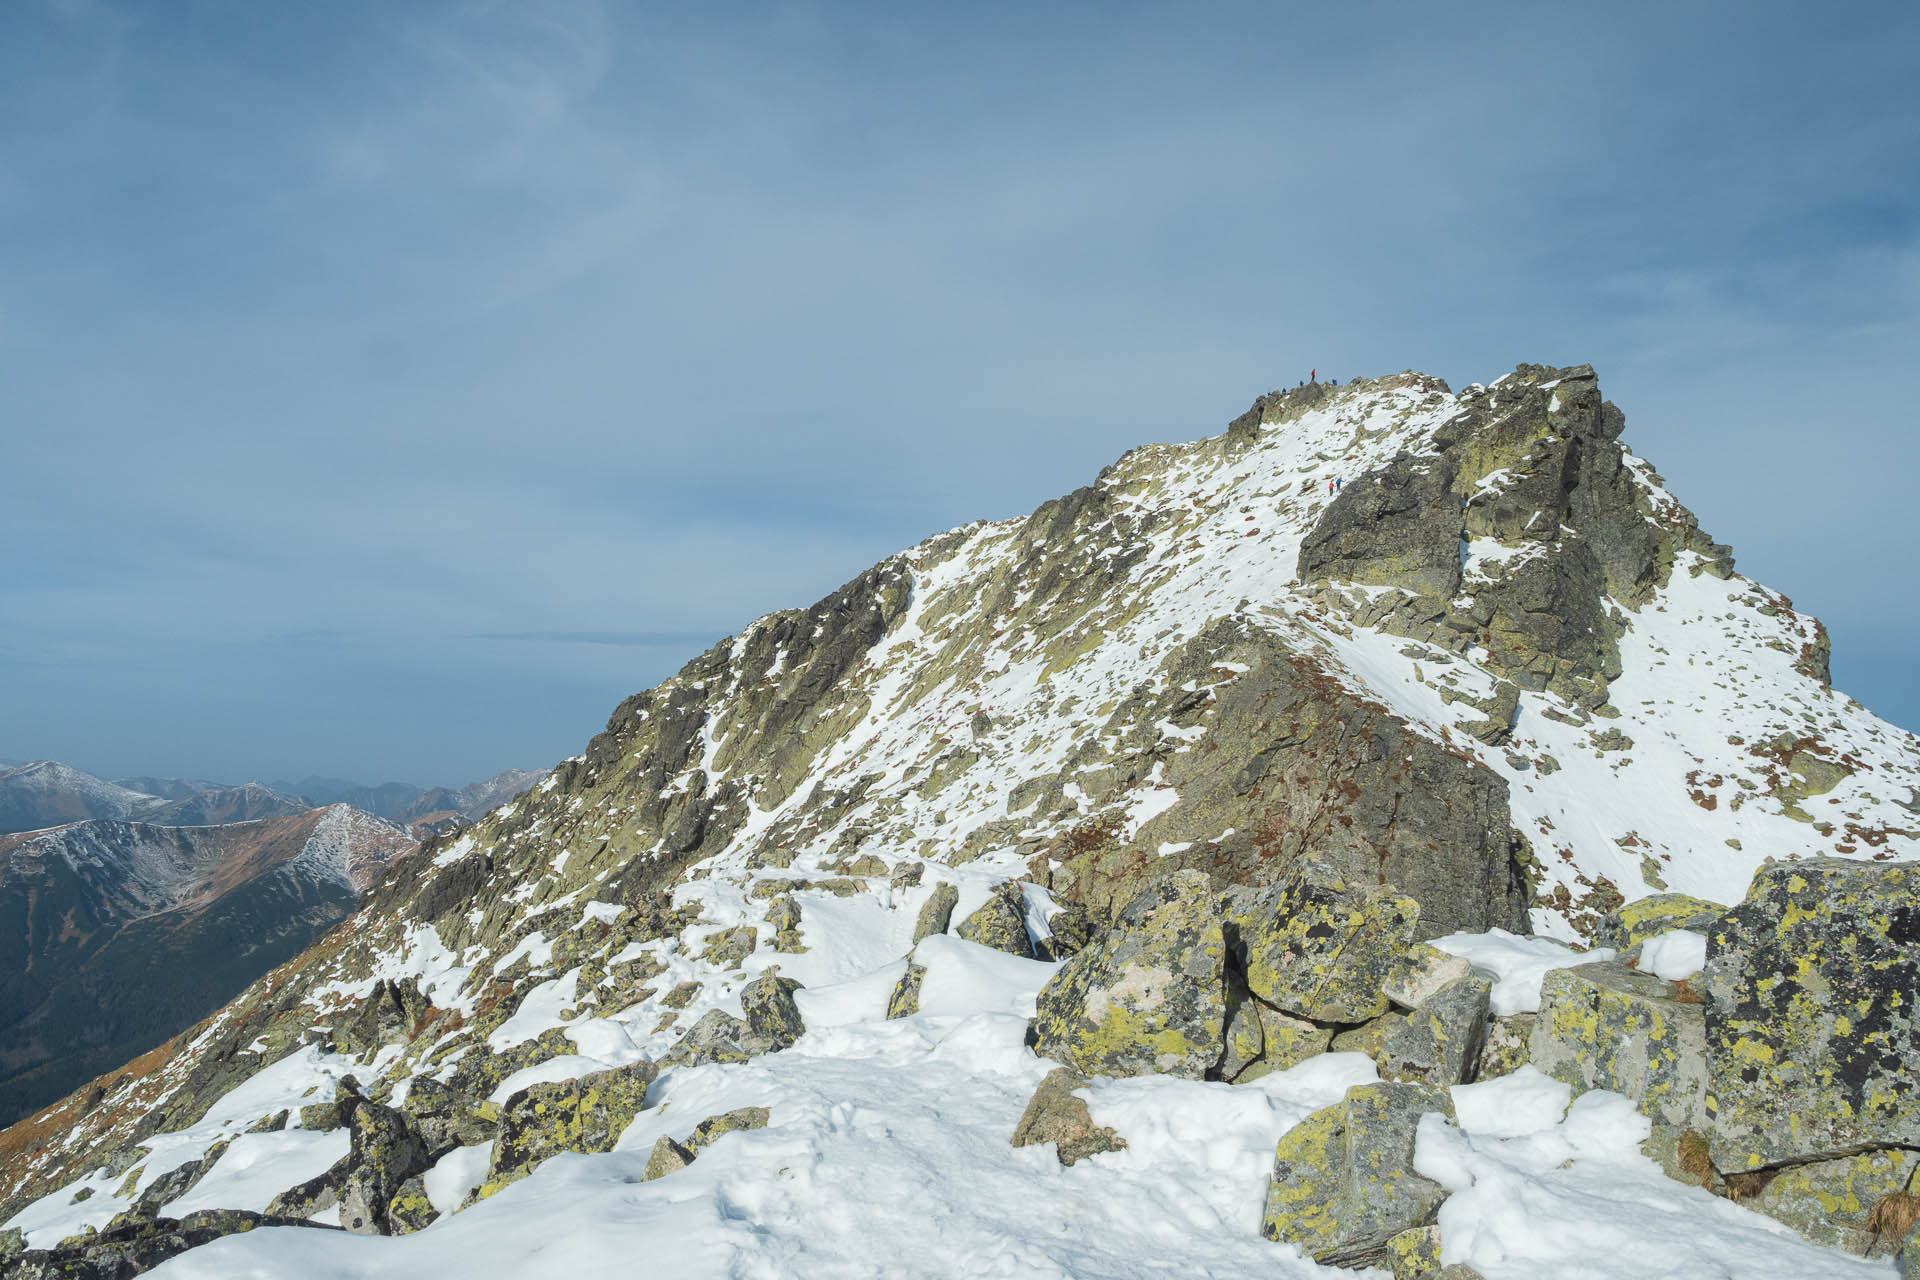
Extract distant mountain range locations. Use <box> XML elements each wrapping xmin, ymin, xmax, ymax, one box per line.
<box><xmin>0</xmin><ymin>759</ymin><xmax>549</xmax><ymax>1129</ymax></box>
<box><xmin>264</xmin><ymin>769</ymin><xmax>550</xmax><ymax>828</ymax></box>
<box><xmin>0</xmin><ymin>761</ymin><xmax>550</xmax><ymax>838</ymax></box>
<box><xmin>0</xmin><ymin>805</ymin><xmax>417</xmax><ymax>1129</ymax></box>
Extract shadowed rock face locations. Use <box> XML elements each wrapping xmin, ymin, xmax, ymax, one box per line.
<box><xmin>1299</xmin><ymin>451</ymin><xmax>1463</xmax><ymax>600</ymax></box>
<box><xmin>1032</xmin><ymin>621</ymin><xmax>1534</xmax><ymax>940</ymax></box>
<box><xmin>1298</xmin><ymin>362</ymin><xmax>1735</xmax><ymax>708</ymax></box>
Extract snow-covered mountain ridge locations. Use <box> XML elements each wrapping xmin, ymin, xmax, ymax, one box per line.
<box><xmin>1</xmin><ymin>363</ymin><xmax>1913</xmax><ymax>1277</ymax></box>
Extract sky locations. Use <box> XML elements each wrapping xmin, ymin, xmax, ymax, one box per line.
<box><xmin>1</xmin><ymin>1</ymin><xmax>1915</xmax><ymax>786</ymax></box>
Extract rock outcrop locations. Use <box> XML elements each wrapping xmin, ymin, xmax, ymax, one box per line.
<box><xmin>472</xmin><ymin>1061</ymin><xmax>658</xmax><ymax>1203</ymax></box>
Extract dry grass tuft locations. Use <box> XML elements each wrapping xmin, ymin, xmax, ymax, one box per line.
<box><xmin>1866</xmin><ymin>1191</ymin><xmax>1920</xmax><ymax>1254</ymax></box>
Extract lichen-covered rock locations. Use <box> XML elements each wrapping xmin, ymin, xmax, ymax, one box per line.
<box><xmin>1738</xmin><ymin>1147</ymin><xmax>1920</xmax><ymax>1253</ymax></box>
<box><xmin>1262</xmin><ymin>1081</ymin><xmax>1458</xmax><ymax>1266</ymax></box>
<box><xmin>1639</xmin><ymin>1125</ymin><xmax>1719</xmax><ymax>1193</ymax></box>
<box><xmin>1234</xmin><ymin>1005</ymin><xmax>1333</xmax><ymax>1083</ymax></box>
<box><xmin>1226</xmin><ymin>859</ymin><xmax>1420</xmax><ymax>1023</ymax></box>
<box><xmin>1030</xmin><ymin>870</ymin><xmax>1227</xmax><ymax>1079</ymax></box>
<box><xmin>264</xmin><ymin>1161</ymin><xmax>345</xmax><ymax>1220</ymax></box>
<box><xmin>660</xmin><ymin>1009</ymin><xmax>767</xmax><ymax>1067</ymax></box>
<box><xmin>1219</xmin><ymin>989</ymin><xmax>1267</xmax><ymax>1081</ymax></box>
<box><xmin>1385</xmin><ymin>945</ymin><xmax>1475</xmax><ymax>1011</ymax></box>
<box><xmin>886</xmin><ymin>963</ymin><xmax>925</xmax><ymax>1019</ymax></box>
<box><xmin>1037</xmin><ymin>899</ymin><xmax>1097</xmax><ymax>962</ymax></box>
<box><xmin>247</xmin><ymin>1110</ymin><xmax>290</xmax><ymax>1134</ymax></box>
<box><xmin>1010</xmin><ymin>1068</ymin><xmax>1126</xmax><ymax>1166</ymax></box>
<box><xmin>474</xmin><ymin>1060</ymin><xmax>659</xmax><ymax>1202</ymax></box>
<box><xmin>1900</xmin><ymin>1218</ymin><xmax>1920</xmax><ymax>1279</ymax></box>
<box><xmin>660</xmin><ymin>980</ymin><xmax>703</xmax><ymax>1009</ymax></box>
<box><xmin>1331</xmin><ymin>1012</ymin><xmax>1405</xmax><ymax>1061</ymax></box>
<box><xmin>1531</xmin><ymin>963</ymin><xmax>1708</xmax><ymax>1130</ymax></box>
<box><xmin>643</xmin><ymin>1135</ymin><xmax>694</xmax><ymax>1181</ymax></box>
<box><xmin>740</xmin><ymin>972</ymin><xmax>806</xmax><ymax>1051</ymax></box>
<box><xmin>0</xmin><ymin>1225</ymin><xmax>24</xmax><ymax>1265</ymax></box>
<box><xmin>297</xmin><ymin>1078</ymin><xmax>364</xmax><ymax>1132</ymax></box>
<box><xmin>597</xmin><ymin>952</ymin><xmax>668</xmax><ymax>1011</ymax></box>
<box><xmin>4</xmin><ymin>1210</ymin><xmax>336</xmax><ymax>1279</ymax></box>
<box><xmin>687</xmin><ymin>1106</ymin><xmax>770</xmax><ymax>1151</ymax></box>
<box><xmin>702</xmin><ymin>925</ymin><xmax>758</xmax><ymax>970</ymax></box>
<box><xmin>765</xmin><ymin>893</ymin><xmax>806</xmax><ymax>953</ymax></box>
<box><xmin>338</xmin><ymin>1100</ymin><xmax>429</xmax><ymax>1235</ymax></box>
<box><xmin>1385</xmin><ymin>1224</ymin><xmax>1443</xmax><ymax>1277</ymax></box>
<box><xmin>1476</xmin><ymin>1014</ymin><xmax>1534</xmax><ymax>1080</ymax></box>
<box><xmin>385</xmin><ymin>1174</ymin><xmax>437</xmax><ymax>1235</ymax></box>
<box><xmin>399</xmin><ymin>1075</ymin><xmax>493</xmax><ymax>1158</ymax></box>
<box><xmin>338</xmin><ymin>977</ymin><xmax>431</xmax><ymax>1058</ymax></box>
<box><xmin>1703</xmin><ymin>858</ymin><xmax>1920</xmax><ymax>1170</ymax></box>
<box><xmin>132</xmin><ymin>1140</ymin><xmax>229</xmax><ymax>1217</ymax></box>
<box><xmin>1593</xmin><ymin>893</ymin><xmax>1725</xmax><ymax>950</ymax></box>
<box><xmin>1374</xmin><ymin>974</ymin><xmax>1492</xmax><ymax>1086</ymax></box>
<box><xmin>955</xmin><ymin>883</ymin><xmax>1034</xmax><ymax>958</ymax></box>
<box><xmin>1298</xmin><ymin>449</ymin><xmax>1462</xmax><ymax>599</ymax></box>
<box><xmin>913</xmin><ymin>883</ymin><xmax>959</xmax><ymax>943</ymax></box>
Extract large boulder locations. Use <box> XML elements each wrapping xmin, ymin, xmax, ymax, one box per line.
<box><xmin>1702</xmin><ymin>858</ymin><xmax>1919</xmax><ymax>1169</ymax></box>
<box><xmin>1262</xmin><ymin>1081</ymin><xmax>1457</xmax><ymax>1267</ymax></box>
<box><xmin>1030</xmin><ymin>870</ymin><xmax>1227</xmax><ymax>1079</ymax></box>
<box><xmin>1734</xmin><ymin>1147</ymin><xmax>1920</xmax><ymax>1254</ymax></box>
<box><xmin>1298</xmin><ymin>450</ymin><xmax>1462</xmax><ymax>600</ymax></box>
<box><xmin>1225</xmin><ymin>859</ymin><xmax>1420</xmax><ymax>1023</ymax></box>
<box><xmin>1010</xmin><ymin>1068</ymin><xmax>1126</xmax><ymax>1166</ymax></box>
<box><xmin>472</xmin><ymin>1060</ymin><xmax>658</xmax><ymax>1202</ymax></box>
<box><xmin>1530</xmin><ymin>962</ymin><xmax>1708</xmax><ymax>1131</ymax></box>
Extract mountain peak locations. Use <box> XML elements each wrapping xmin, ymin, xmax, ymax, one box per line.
<box><xmin>2</xmin><ymin>364</ymin><xmax>1914</xmax><ymax>1270</ymax></box>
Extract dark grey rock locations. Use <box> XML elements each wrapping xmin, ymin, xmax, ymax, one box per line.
<box><xmin>1703</xmin><ymin>858</ymin><xmax>1920</xmax><ymax>1169</ymax></box>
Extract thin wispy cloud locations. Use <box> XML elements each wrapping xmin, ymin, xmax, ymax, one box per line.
<box><xmin>1</xmin><ymin>0</ymin><xmax>1915</xmax><ymax>782</ymax></box>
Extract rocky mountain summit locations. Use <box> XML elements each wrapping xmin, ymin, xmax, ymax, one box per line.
<box><xmin>1</xmin><ymin>364</ymin><xmax>1916</xmax><ymax>1278</ymax></box>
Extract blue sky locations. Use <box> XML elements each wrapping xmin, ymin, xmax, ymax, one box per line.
<box><xmin>2</xmin><ymin>1</ymin><xmax>1915</xmax><ymax>785</ymax></box>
